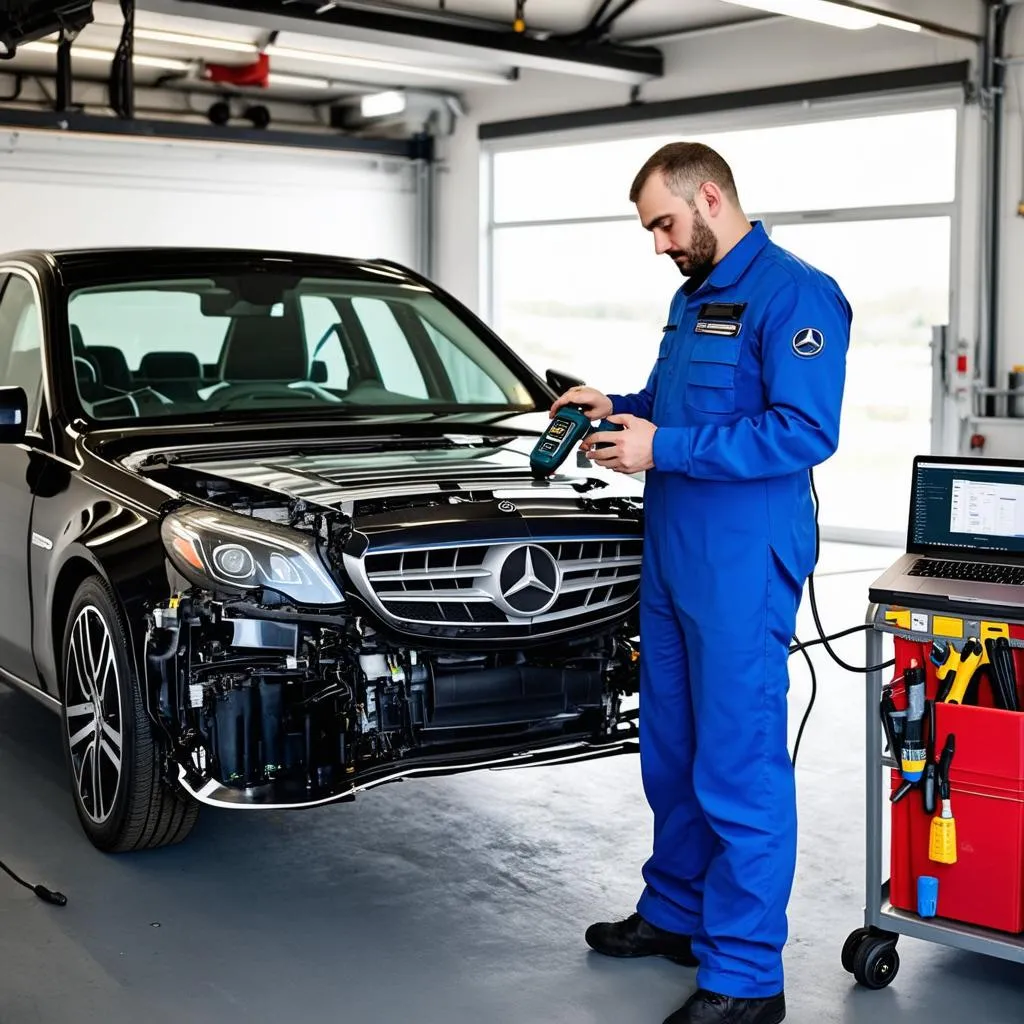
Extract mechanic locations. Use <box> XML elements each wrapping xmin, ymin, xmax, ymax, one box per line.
<box><xmin>550</xmin><ymin>142</ymin><xmax>850</xmax><ymax>1024</ymax></box>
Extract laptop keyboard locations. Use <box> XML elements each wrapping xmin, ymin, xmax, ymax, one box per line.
<box><xmin>908</xmin><ymin>558</ymin><xmax>1024</xmax><ymax>586</ymax></box>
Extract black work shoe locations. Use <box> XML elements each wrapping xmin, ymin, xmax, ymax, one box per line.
<box><xmin>584</xmin><ymin>912</ymin><xmax>698</xmax><ymax>966</ymax></box>
<box><xmin>663</xmin><ymin>989</ymin><xmax>786</xmax><ymax>1024</ymax></box>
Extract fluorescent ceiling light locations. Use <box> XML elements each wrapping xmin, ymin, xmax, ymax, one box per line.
<box><xmin>267</xmin><ymin>72</ymin><xmax>331</xmax><ymax>89</ymax></box>
<box><xmin>718</xmin><ymin>0</ymin><xmax>921</xmax><ymax>32</ymax></box>
<box><xmin>21</xmin><ymin>40</ymin><xmax>192</xmax><ymax>70</ymax></box>
<box><xmin>132</xmin><ymin>27</ymin><xmax>260</xmax><ymax>55</ymax></box>
<box><xmin>264</xmin><ymin>43</ymin><xmax>511</xmax><ymax>85</ymax></box>
<box><xmin>360</xmin><ymin>89</ymin><xmax>406</xmax><ymax>117</ymax></box>
<box><xmin>871</xmin><ymin>13</ymin><xmax>921</xmax><ymax>32</ymax></box>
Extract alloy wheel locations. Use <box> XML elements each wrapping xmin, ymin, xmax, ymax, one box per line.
<box><xmin>64</xmin><ymin>604</ymin><xmax>124</xmax><ymax>824</ymax></box>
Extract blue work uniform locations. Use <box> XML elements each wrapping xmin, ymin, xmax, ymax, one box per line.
<box><xmin>606</xmin><ymin>221</ymin><xmax>850</xmax><ymax>1000</ymax></box>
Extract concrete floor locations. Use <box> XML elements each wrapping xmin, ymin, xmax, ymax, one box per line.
<box><xmin>2</xmin><ymin>542</ymin><xmax>1023</xmax><ymax>1023</ymax></box>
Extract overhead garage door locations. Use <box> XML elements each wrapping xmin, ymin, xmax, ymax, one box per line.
<box><xmin>0</xmin><ymin>128</ymin><xmax>419</xmax><ymax>266</ymax></box>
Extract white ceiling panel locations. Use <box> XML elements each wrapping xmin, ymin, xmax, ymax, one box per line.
<box><xmin>268</xmin><ymin>0</ymin><xmax>982</xmax><ymax>39</ymax></box>
<box><xmin>0</xmin><ymin>0</ymin><xmax>984</xmax><ymax>108</ymax></box>
<box><xmin>342</xmin><ymin>0</ymin><xmax>755</xmax><ymax>37</ymax></box>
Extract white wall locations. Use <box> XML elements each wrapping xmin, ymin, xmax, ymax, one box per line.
<box><xmin>435</xmin><ymin>4</ymin><xmax>981</xmax><ymax>316</ymax></box>
<box><xmin>0</xmin><ymin>127</ymin><xmax>419</xmax><ymax>265</ymax></box>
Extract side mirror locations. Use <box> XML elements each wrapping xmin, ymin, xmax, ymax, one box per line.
<box><xmin>0</xmin><ymin>386</ymin><xmax>27</xmax><ymax>444</ymax></box>
<box><xmin>546</xmin><ymin>368</ymin><xmax>585</xmax><ymax>394</ymax></box>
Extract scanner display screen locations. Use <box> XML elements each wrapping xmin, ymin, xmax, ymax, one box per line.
<box><xmin>529</xmin><ymin>406</ymin><xmax>592</xmax><ymax>476</ymax></box>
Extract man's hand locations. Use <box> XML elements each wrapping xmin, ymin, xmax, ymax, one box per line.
<box><xmin>549</xmin><ymin>385</ymin><xmax>613</xmax><ymax>421</ymax></box>
<box><xmin>581</xmin><ymin>414</ymin><xmax>656</xmax><ymax>474</ymax></box>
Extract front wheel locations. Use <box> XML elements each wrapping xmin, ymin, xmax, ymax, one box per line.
<box><xmin>60</xmin><ymin>575</ymin><xmax>199</xmax><ymax>851</ymax></box>
<box><xmin>852</xmin><ymin>937</ymin><xmax>900</xmax><ymax>990</ymax></box>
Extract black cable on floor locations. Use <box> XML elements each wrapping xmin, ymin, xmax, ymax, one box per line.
<box><xmin>0</xmin><ymin>857</ymin><xmax>66</xmax><ymax>906</ymax></box>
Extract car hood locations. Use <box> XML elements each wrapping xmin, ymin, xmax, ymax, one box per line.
<box><xmin>113</xmin><ymin>414</ymin><xmax>644</xmax><ymax>513</ymax></box>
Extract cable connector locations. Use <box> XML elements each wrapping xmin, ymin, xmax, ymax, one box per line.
<box><xmin>33</xmin><ymin>884</ymin><xmax>67</xmax><ymax>906</ymax></box>
<box><xmin>1</xmin><ymin>858</ymin><xmax>67</xmax><ymax>907</ymax></box>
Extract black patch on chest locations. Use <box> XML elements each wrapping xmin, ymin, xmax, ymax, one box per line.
<box><xmin>698</xmin><ymin>302</ymin><xmax>747</xmax><ymax>320</ymax></box>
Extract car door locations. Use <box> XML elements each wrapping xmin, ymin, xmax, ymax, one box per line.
<box><xmin>0</xmin><ymin>269</ymin><xmax>46</xmax><ymax>686</ymax></box>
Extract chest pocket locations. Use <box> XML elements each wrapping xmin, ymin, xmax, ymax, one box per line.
<box><xmin>685</xmin><ymin>336</ymin><xmax>742</xmax><ymax>415</ymax></box>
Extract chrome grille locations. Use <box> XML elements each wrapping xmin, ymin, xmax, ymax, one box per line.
<box><xmin>346</xmin><ymin>536</ymin><xmax>642</xmax><ymax>637</ymax></box>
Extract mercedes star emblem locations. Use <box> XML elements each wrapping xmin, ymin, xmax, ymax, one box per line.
<box><xmin>497</xmin><ymin>545</ymin><xmax>560</xmax><ymax>616</ymax></box>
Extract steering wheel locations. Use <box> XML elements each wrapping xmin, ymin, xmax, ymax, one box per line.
<box><xmin>203</xmin><ymin>381</ymin><xmax>321</xmax><ymax>410</ymax></box>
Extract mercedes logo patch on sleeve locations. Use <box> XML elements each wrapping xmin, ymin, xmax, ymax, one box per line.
<box><xmin>792</xmin><ymin>328</ymin><xmax>825</xmax><ymax>358</ymax></box>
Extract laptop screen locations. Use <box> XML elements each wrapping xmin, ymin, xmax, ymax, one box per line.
<box><xmin>912</xmin><ymin>459</ymin><xmax>1024</xmax><ymax>554</ymax></box>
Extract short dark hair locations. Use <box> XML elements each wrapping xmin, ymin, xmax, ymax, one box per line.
<box><xmin>629</xmin><ymin>142</ymin><xmax>739</xmax><ymax>205</ymax></box>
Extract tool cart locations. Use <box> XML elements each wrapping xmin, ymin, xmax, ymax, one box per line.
<box><xmin>844</xmin><ymin>601</ymin><xmax>1024</xmax><ymax>989</ymax></box>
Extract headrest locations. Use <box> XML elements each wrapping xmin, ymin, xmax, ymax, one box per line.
<box><xmin>139</xmin><ymin>351</ymin><xmax>202</xmax><ymax>379</ymax></box>
<box><xmin>220</xmin><ymin>316</ymin><xmax>307</xmax><ymax>380</ymax></box>
<box><xmin>87</xmin><ymin>346</ymin><xmax>132</xmax><ymax>392</ymax></box>
<box><xmin>70</xmin><ymin>324</ymin><xmax>85</xmax><ymax>353</ymax></box>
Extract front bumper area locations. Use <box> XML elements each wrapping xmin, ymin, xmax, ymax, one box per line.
<box><xmin>148</xmin><ymin>592</ymin><xmax>641</xmax><ymax>810</ymax></box>
<box><xmin>176</xmin><ymin>730</ymin><xmax>640</xmax><ymax>810</ymax></box>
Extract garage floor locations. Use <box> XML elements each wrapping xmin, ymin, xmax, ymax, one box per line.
<box><xmin>2</xmin><ymin>541</ymin><xmax>1023</xmax><ymax>1024</ymax></box>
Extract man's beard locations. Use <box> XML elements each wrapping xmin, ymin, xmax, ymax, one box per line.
<box><xmin>667</xmin><ymin>207</ymin><xmax>717</xmax><ymax>279</ymax></box>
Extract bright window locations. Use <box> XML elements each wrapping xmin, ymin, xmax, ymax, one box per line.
<box><xmin>492</xmin><ymin>108</ymin><xmax>957</xmax><ymax>224</ymax></box>
<box><xmin>351</xmin><ymin>297</ymin><xmax>428</xmax><ymax>399</ymax></box>
<box><xmin>67</xmin><ymin>270</ymin><xmax>537</xmax><ymax>422</ymax></box>
<box><xmin>770</xmin><ymin>217</ymin><xmax>951</xmax><ymax>535</ymax></box>
<box><xmin>71</xmin><ymin>289</ymin><xmax>228</xmax><ymax>371</ymax></box>
<box><xmin>491</xmin><ymin>220</ymin><xmax>680</xmax><ymax>394</ymax></box>
<box><xmin>300</xmin><ymin>295</ymin><xmax>350</xmax><ymax>388</ymax></box>
<box><xmin>487</xmin><ymin>101</ymin><xmax>960</xmax><ymax>541</ymax></box>
<box><xmin>0</xmin><ymin>275</ymin><xmax>43</xmax><ymax>421</ymax></box>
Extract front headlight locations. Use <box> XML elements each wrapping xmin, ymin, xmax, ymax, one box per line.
<box><xmin>161</xmin><ymin>506</ymin><xmax>344</xmax><ymax>606</ymax></box>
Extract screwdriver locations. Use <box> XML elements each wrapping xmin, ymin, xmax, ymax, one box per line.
<box><xmin>880</xmin><ymin>692</ymin><xmax>901</xmax><ymax>760</ymax></box>
<box><xmin>921</xmin><ymin>699</ymin><xmax>937</xmax><ymax>815</ymax></box>
<box><xmin>928</xmin><ymin>734</ymin><xmax>957</xmax><ymax>865</ymax></box>
<box><xmin>932</xmin><ymin>640</ymin><xmax>960</xmax><ymax>702</ymax></box>
<box><xmin>943</xmin><ymin>638</ymin><xmax>983</xmax><ymax>704</ymax></box>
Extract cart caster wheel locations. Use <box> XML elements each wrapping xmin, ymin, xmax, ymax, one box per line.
<box><xmin>853</xmin><ymin>938</ymin><xmax>900</xmax><ymax>990</ymax></box>
<box><xmin>842</xmin><ymin>928</ymin><xmax>870</xmax><ymax>973</ymax></box>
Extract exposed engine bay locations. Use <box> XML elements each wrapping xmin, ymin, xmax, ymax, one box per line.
<box><xmin>139</xmin><ymin>448</ymin><xmax>643</xmax><ymax>808</ymax></box>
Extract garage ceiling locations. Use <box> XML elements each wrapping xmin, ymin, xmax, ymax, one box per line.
<box><xmin>0</xmin><ymin>0</ymin><xmax>983</xmax><ymax>144</ymax></box>
<box><xmin>0</xmin><ymin>1</ymin><xmax>980</xmax><ymax>96</ymax></box>
<box><xmin>289</xmin><ymin>0</ymin><xmax>759</xmax><ymax>38</ymax></box>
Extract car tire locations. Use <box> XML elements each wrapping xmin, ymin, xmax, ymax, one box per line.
<box><xmin>60</xmin><ymin>575</ymin><xmax>199</xmax><ymax>852</ymax></box>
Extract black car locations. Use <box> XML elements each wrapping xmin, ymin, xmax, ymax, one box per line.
<box><xmin>0</xmin><ymin>247</ymin><xmax>643</xmax><ymax>852</ymax></box>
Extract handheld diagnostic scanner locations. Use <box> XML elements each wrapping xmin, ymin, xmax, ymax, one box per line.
<box><xmin>530</xmin><ymin>404</ymin><xmax>593</xmax><ymax>478</ymax></box>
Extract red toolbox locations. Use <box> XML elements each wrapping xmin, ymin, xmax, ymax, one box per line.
<box><xmin>887</xmin><ymin>633</ymin><xmax>1024</xmax><ymax>934</ymax></box>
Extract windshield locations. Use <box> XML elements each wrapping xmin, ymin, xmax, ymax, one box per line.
<box><xmin>67</xmin><ymin>270</ymin><xmax>536</xmax><ymax>421</ymax></box>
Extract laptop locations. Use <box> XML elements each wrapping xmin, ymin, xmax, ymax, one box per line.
<box><xmin>869</xmin><ymin>454</ymin><xmax>1024</xmax><ymax>615</ymax></box>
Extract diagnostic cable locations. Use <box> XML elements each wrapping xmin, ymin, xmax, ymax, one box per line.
<box><xmin>789</xmin><ymin>469</ymin><xmax>895</xmax><ymax>767</ymax></box>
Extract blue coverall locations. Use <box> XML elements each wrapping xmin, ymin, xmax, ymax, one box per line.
<box><xmin>606</xmin><ymin>221</ymin><xmax>850</xmax><ymax>999</ymax></box>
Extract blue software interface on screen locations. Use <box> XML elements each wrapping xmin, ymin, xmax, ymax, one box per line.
<box><xmin>913</xmin><ymin>463</ymin><xmax>1024</xmax><ymax>553</ymax></box>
